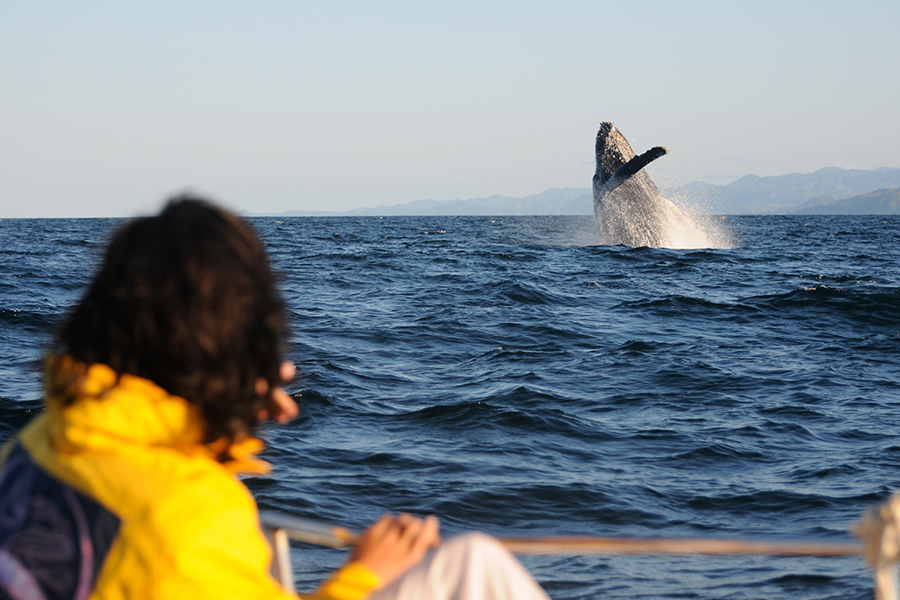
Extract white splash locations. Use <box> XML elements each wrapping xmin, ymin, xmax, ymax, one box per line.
<box><xmin>595</xmin><ymin>179</ymin><xmax>732</xmax><ymax>250</ymax></box>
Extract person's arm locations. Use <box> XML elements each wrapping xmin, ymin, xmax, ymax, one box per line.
<box><xmin>304</xmin><ymin>514</ymin><xmax>441</xmax><ymax>600</ymax></box>
<box><xmin>259</xmin><ymin>368</ymin><xmax>439</xmax><ymax>599</ymax></box>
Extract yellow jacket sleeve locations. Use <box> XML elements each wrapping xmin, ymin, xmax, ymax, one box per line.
<box><xmin>302</xmin><ymin>562</ymin><xmax>382</xmax><ymax>600</ymax></box>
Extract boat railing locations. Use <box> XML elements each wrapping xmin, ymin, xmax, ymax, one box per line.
<box><xmin>260</xmin><ymin>494</ymin><xmax>900</xmax><ymax>599</ymax></box>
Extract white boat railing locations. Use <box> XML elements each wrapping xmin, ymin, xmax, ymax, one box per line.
<box><xmin>260</xmin><ymin>494</ymin><xmax>900</xmax><ymax>599</ymax></box>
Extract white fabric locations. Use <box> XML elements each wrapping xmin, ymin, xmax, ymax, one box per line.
<box><xmin>369</xmin><ymin>533</ymin><xmax>551</xmax><ymax>600</ymax></box>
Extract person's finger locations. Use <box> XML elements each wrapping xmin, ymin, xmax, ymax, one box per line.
<box><xmin>392</xmin><ymin>514</ymin><xmax>440</xmax><ymax>553</ymax></box>
<box><xmin>395</xmin><ymin>514</ymin><xmax>423</xmax><ymax>548</ymax></box>
<box><xmin>349</xmin><ymin>514</ymin><xmax>395</xmax><ymax>563</ymax></box>
<box><xmin>396</xmin><ymin>513</ymin><xmax>419</xmax><ymax>530</ymax></box>
<box><xmin>408</xmin><ymin>515</ymin><xmax>440</xmax><ymax>554</ymax></box>
<box><xmin>366</xmin><ymin>515</ymin><xmax>389</xmax><ymax>537</ymax></box>
<box><xmin>422</xmin><ymin>515</ymin><xmax>441</xmax><ymax>546</ymax></box>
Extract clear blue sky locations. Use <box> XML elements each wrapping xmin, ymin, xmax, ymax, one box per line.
<box><xmin>2</xmin><ymin>1</ymin><xmax>898</xmax><ymax>217</ymax></box>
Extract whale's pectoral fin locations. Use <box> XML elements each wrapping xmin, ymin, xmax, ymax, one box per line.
<box><xmin>614</xmin><ymin>146</ymin><xmax>668</xmax><ymax>181</ymax></box>
<box><xmin>599</xmin><ymin>146</ymin><xmax>668</xmax><ymax>198</ymax></box>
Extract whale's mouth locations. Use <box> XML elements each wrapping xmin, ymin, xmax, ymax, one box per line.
<box><xmin>595</xmin><ymin>122</ymin><xmax>636</xmax><ymax>184</ymax></box>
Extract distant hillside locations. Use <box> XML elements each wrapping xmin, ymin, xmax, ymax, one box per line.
<box><xmin>794</xmin><ymin>188</ymin><xmax>900</xmax><ymax>215</ymax></box>
<box><xmin>276</xmin><ymin>188</ymin><xmax>593</xmax><ymax>217</ymax></box>
<box><xmin>252</xmin><ymin>167</ymin><xmax>900</xmax><ymax>216</ymax></box>
<box><xmin>671</xmin><ymin>167</ymin><xmax>900</xmax><ymax>214</ymax></box>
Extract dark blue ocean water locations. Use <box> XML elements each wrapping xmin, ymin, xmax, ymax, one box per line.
<box><xmin>2</xmin><ymin>214</ymin><xmax>899</xmax><ymax>599</ymax></box>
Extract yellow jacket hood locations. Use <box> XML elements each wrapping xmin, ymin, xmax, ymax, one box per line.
<box><xmin>40</xmin><ymin>355</ymin><xmax>270</xmax><ymax>476</ymax></box>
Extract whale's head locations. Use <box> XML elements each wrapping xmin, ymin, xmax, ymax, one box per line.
<box><xmin>595</xmin><ymin>122</ymin><xmax>637</xmax><ymax>185</ymax></box>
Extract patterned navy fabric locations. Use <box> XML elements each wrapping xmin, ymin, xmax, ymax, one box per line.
<box><xmin>0</xmin><ymin>443</ymin><xmax>120</xmax><ymax>600</ymax></box>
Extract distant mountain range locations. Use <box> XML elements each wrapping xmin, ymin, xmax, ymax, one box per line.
<box><xmin>670</xmin><ymin>167</ymin><xmax>900</xmax><ymax>214</ymax></box>
<box><xmin>269</xmin><ymin>188</ymin><xmax>594</xmax><ymax>217</ymax></box>
<box><xmin>793</xmin><ymin>187</ymin><xmax>900</xmax><ymax>215</ymax></box>
<box><xmin>253</xmin><ymin>167</ymin><xmax>900</xmax><ymax>216</ymax></box>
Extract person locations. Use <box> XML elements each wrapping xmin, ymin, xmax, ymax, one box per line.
<box><xmin>0</xmin><ymin>197</ymin><xmax>551</xmax><ymax>600</ymax></box>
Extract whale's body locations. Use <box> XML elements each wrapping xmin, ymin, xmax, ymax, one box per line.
<box><xmin>592</xmin><ymin>122</ymin><xmax>709</xmax><ymax>248</ymax></box>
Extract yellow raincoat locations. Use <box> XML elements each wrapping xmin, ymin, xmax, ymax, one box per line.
<box><xmin>0</xmin><ymin>359</ymin><xmax>381</xmax><ymax>600</ymax></box>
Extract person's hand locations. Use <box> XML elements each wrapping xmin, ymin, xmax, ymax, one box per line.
<box><xmin>348</xmin><ymin>514</ymin><xmax>441</xmax><ymax>585</ymax></box>
<box><xmin>256</xmin><ymin>361</ymin><xmax>299</xmax><ymax>423</ymax></box>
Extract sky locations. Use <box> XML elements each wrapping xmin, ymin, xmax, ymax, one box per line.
<box><xmin>1</xmin><ymin>1</ymin><xmax>898</xmax><ymax>217</ymax></box>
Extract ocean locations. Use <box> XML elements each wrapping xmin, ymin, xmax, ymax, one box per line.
<box><xmin>1</xmin><ymin>214</ymin><xmax>899</xmax><ymax>599</ymax></box>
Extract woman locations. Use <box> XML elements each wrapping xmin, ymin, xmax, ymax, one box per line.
<box><xmin>0</xmin><ymin>198</ymin><xmax>550</xmax><ymax>600</ymax></box>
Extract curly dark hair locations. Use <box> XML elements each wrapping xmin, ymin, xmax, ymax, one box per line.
<box><xmin>55</xmin><ymin>196</ymin><xmax>287</xmax><ymax>447</ymax></box>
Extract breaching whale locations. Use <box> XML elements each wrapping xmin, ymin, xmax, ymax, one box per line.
<box><xmin>592</xmin><ymin>122</ymin><xmax>711</xmax><ymax>248</ymax></box>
